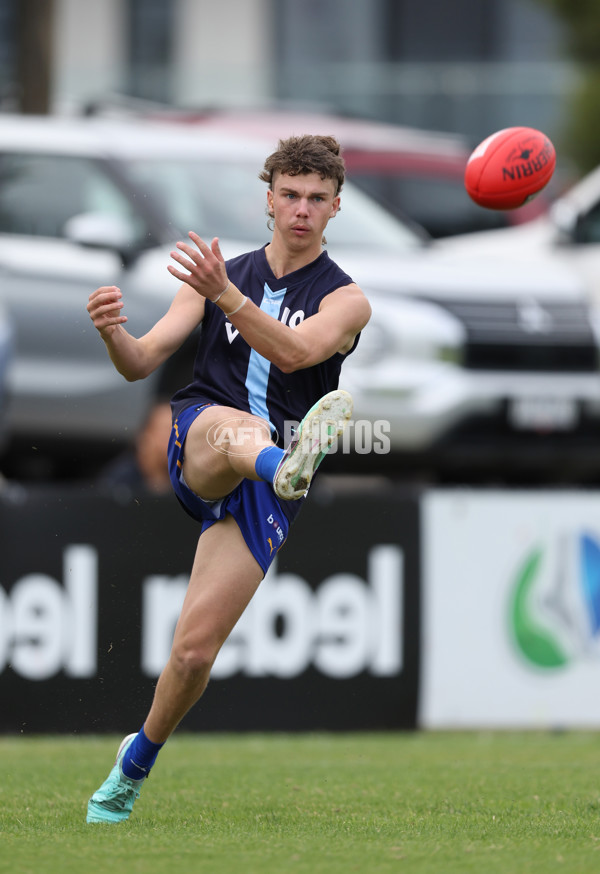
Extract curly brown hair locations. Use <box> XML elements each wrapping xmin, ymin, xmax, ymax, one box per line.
<box><xmin>259</xmin><ymin>134</ymin><xmax>345</xmax><ymax>195</ymax></box>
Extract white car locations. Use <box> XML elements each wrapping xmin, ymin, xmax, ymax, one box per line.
<box><xmin>0</xmin><ymin>115</ymin><xmax>599</xmax><ymax>482</ymax></box>
<box><xmin>434</xmin><ymin>163</ymin><xmax>600</xmax><ymax>306</ymax></box>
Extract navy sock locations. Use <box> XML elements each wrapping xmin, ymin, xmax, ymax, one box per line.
<box><xmin>254</xmin><ymin>445</ymin><xmax>284</xmax><ymax>484</ymax></box>
<box><xmin>121</xmin><ymin>725</ymin><xmax>164</xmax><ymax>780</ymax></box>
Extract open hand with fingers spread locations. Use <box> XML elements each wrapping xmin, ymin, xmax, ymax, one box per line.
<box><xmin>168</xmin><ymin>232</ymin><xmax>230</xmax><ymax>302</ymax></box>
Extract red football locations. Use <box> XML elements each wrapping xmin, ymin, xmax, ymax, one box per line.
<box><xmin>464</xmin><ymin>126</ymin><xmax>556</xmax><ymax>210</ymax></box>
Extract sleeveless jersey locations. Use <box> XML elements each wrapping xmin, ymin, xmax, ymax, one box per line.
<box><xmin>171</xmin><ymin>245</ymin><xmax>359</xmax><ymax>447</ymax></box>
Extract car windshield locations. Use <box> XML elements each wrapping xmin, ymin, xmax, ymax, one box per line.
<box><xmin>350</xmin><ymin>172</ymin><xmax>513</xmax><ymax>238</ymax></box>
<box><xmin>124</xmin><ymin>157</ymin><xmax>425</xmax><ymax>252</ymax></box>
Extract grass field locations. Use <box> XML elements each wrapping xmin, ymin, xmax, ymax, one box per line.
<box><xmin>1</xmin><ymin>732</ymin><xmax>600</xmax><ymax>874</ymax></box>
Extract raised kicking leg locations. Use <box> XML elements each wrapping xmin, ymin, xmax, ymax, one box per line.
<box><xmin>181</xmin><ymin>389</ymin><xmax>353</xmax><ymax>502</ymax></box>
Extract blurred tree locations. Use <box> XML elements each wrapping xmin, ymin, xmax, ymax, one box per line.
<box><xmin>539</xmin><ymin>0</ymin><xmax>600</xmax><ymax>60</ymax></box>
<box><xmin>536</xmin><ymin>0</ymin><xmax>600</xmax><ymax>172</ymax></box>
<box><xmin>17</xmin><ymin>0</ymin><xmax>54</xmax><ymax>113</ymax></box>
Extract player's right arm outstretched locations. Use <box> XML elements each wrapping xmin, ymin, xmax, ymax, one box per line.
<box><xmin>87</xmin><ymin>283</ymin><xmax>205</xmax><ymax>382</ymax></box>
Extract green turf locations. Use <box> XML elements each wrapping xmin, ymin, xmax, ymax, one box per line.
<box><xmin>1</xmin><ymin>732</ymin><xmax>599</xmax><ymax>873</ymax></box>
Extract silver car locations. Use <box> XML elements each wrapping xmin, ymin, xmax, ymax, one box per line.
<box><xmin>0</xmin><ymin>115</ymin><xmax>599</xmax><ymax>482</ymax></box>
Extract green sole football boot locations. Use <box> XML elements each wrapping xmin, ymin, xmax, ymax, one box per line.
<box><xmin>273</xmin><ymin>389</ymin><xmax>353</xmax><ymax>501</ymax></box>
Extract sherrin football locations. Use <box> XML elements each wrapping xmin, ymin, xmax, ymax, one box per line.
<box><xmin>464</xmin><ymin>126</ymin><xmax>556</xmax><ymax>210</ymax></box>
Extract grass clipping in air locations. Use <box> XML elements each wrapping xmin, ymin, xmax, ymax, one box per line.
<box><xmin>1</xmin><ymin>732</ymin><xmax>600</xmax><ymax>874</ymax></box>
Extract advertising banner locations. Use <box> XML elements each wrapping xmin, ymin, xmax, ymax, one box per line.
<box><xmin>420</xmin><ymin>490</ymin><xmax>600</xmax><ymax>728</ymax></box>
<box><xmin>0</xmin><ymin>479</ymin><xmax>419</xmax><ymax>733</ymax></box>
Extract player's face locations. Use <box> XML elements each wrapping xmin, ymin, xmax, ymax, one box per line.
<box><xmin>267</xmin><ymin>172</ymin><xmax>340</xmax><ymax>248</ymax></box>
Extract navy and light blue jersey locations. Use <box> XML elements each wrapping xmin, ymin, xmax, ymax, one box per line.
<box><xmin>171</xmin><ymin>245</ymin><xmax>359</xmax><ymax>446</ymax></box>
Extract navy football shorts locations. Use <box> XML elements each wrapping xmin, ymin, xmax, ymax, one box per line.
<box><xmin>168</xmin><ymin>403</ymin><xmax>290</xmax><ymax>575</ymax></box>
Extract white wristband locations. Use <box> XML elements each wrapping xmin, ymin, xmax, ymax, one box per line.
<box><xmin>211</xmin><ymin>280</ymin><xmax>230</xmax><ymax>303</ymax></box>
<box><xmin>225</xmin><ymin>296</ymin><xmax>248</xmax><ymax>317</ymax></box>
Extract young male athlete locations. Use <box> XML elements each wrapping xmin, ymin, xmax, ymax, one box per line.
<box><xmin>85</xmin><ymin>134</ymin><xmax>371</xmax><ymax>823</ymax></box>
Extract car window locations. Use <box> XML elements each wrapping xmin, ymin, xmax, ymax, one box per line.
<box><xmin>0</xmin><ymin>153</ymin><xmax>148</xmax><ymax>243</ymax></box>
<box><xmin>125</xmin><ymin>159</ymin><xmax>261</xmax><ymax>241</ymax></box>
<box><xmin>124</xmin><ymin>157</ymin><xmax>424</xmax><ymax>252</ymax></box>
<box><xmin>575</xmin><ymin>202</ymin><xmax>600</xmax><ymax>244</ymax></box>
<box><xmin>349</xmin><ymin>171</ymin><xmax>511</xmax><ymax>238</ymax></box>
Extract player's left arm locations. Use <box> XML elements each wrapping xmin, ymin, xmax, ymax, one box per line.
<box><xmin>291</xmin><ymin>283</ymin><xmax>371</xmax><ymax>364</ymax></box>
<box><xmin>167</xmin><ymin>232</ymin><xmax>371</xmax><ymax>372</ymax></box>
<box><xmin>227</xmin><ymin>282</ymin><xmax>370</xmax><ymax>373</ymax></box>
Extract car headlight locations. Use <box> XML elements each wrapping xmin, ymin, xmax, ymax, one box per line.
<box><xmin>352</xmin><ymin>296</ymin><xmax>466</xmax><ymax>367</ymax></box>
